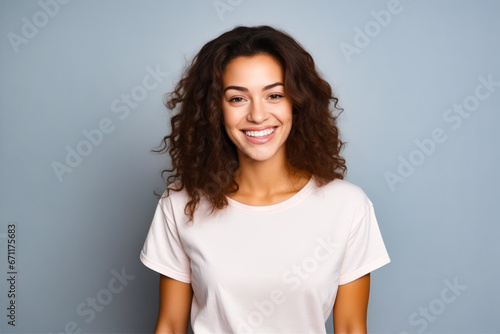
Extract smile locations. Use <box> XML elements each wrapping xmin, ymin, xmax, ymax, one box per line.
<box><xmin>242</xmin><ymin>127</ymin><xmax>276</xmax><ymax>138</ymax></box>
<box><xmin>241</xmin><ymin>126</ymin><xmax>278</xmax><ymax>145</ymax></box>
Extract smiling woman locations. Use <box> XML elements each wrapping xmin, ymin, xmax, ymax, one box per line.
<box><xmin>139</xmin><ymin>25</ymin><xmax>390</xmax><ymax>334</ymax></box>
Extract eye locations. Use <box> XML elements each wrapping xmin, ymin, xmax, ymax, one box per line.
<box><xmin>268</xmin><ymin>94</ymin><xmax>284</xmax><ymax>100</ymax></box>
<box><xmin>228</xmin><ymin>97</ymin><xmax>245</xmax><ymax>103</ymax></box>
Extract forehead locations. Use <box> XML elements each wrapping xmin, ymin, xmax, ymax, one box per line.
<box><xmin>222</xmin><ymin>54</ymin><xmax>284</xmax><ymax>86</ymax></box>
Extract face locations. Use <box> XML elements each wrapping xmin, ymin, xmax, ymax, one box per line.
<box><xmin>221</xmin><ymin>53</ymin><xmax>293</xmax><ymax>163</ymax></box>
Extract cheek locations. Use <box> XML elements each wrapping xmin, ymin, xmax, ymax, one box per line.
<box><xmin>222</xmin><ymin>109</ymin><xmax>239</xmax><ymax>137</ymax></box>
<box><xmin>280</xmin><ymin>103</ymin><xmax>293</xmax><ymax>126</ymax></box>
<box><xmin>222</xmin><ymin>105</ymin><xmax>242</xmax><ymax>127</ymax></box>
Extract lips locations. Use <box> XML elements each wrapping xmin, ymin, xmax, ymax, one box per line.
<box><xmin>241</xmin><ymin>126</ymin><xmax>278</xmax><ymax>144</ymax></box>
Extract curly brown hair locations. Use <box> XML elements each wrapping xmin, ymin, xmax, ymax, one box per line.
<box><xmin>154</xmin><ymin>25</ymin><xmax>346</xmax><ymax>222</ymax></box>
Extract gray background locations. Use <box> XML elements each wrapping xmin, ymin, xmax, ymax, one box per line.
<box><xmin>1</xmin><ymin>0</ymin><xmax>499</xmax><ymax>333</ymax></box>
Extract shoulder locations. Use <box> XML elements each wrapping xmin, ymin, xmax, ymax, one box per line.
<box><xmin>158</xmin><ymin>181</ymin><xmax>212</xmax><ymax>222</ymax></box>
<box><xmin>312</xmin><ymin>177</ymin><xmax>373</xmax><ymax>212</ymax></box>
<box><xmin>316</xmin><ymin>178</ymin><xmax>371</xmax><ymax>201</ymax></box>
<box><xmin>155</xmin><ymin>182</ymin><xmax>189</xmax><ymax>218</ymax></box>
<box><xmin>161</xmin><ymin>181</ymin><xmax>191</xmax><ymax>205</ymax></box>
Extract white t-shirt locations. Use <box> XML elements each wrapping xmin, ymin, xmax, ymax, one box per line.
<box><xmin>140</xmin><ymin>177</ymin><xmax>390</xmax><ymax>333</ymax></box>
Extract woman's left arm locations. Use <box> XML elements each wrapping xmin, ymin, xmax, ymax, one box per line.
<box><xmin>332</xmin><ymin>273</ymin><xmax>370</xmax><ymax>334</ymax></box>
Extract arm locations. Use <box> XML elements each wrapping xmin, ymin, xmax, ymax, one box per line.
<box><xmin>332</xmin><ymin>273</ymin><xmax>370</xmax><ymax>334</ymax></box>
<box><xmin>155</xmin><ymin>274</ymin><xmax>193</xmax><ymax>334</ymax></box>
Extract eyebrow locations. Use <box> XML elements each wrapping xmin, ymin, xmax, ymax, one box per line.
<box><xmin>223</xmin><ymin>82</ymin><xmax>284</xmax><ymax>93</ymax></box>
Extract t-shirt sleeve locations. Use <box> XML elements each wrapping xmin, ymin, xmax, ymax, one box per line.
<box><xmin>338</xmin><ymin>199</ymin><xmax>390</xmax><ymax>285</ymax></box>
<box><xmin>140</xmin><ymin>194</ymin><xmax>191</xmax><ymax>283</ymax></box>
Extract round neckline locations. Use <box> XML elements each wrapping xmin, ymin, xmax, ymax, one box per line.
<box><xmin>225</xmin><ymin>176</ymin><xmax>315</xmax><ymax>213</ymax></box>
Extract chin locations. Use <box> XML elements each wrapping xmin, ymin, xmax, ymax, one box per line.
<box><xmin>238</xmin><ymin>147</ymin><xmax>283</xmax><ymax>162</ymax></box>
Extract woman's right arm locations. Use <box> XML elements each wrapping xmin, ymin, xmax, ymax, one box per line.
<box><xmin>155</xmin><ymin>274</ymin><xmax>193</xmax><ymax>334</ymax></box>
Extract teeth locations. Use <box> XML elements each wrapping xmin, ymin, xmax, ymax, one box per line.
<box><xmin>244</xmin><ymin>127</ymin><xmax>276</xmax><ymax>137</ymax></box>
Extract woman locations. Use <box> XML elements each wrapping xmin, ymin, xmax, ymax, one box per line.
<box><xmin>140</xmin><ymin>25</ymin><xmax>390</xmax><ymax>333</ymax></box>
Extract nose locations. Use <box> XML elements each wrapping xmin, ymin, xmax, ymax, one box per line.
<box><xmin>247</xmin><ymin>100</ymin><xmax>269</xmax><ymax>123</ymax></box>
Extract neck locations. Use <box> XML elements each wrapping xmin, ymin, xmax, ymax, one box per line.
<box><xmin>234</xmin><ymin>149</ymin><xmax>306</xmax><ymax>197</ymax></box>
